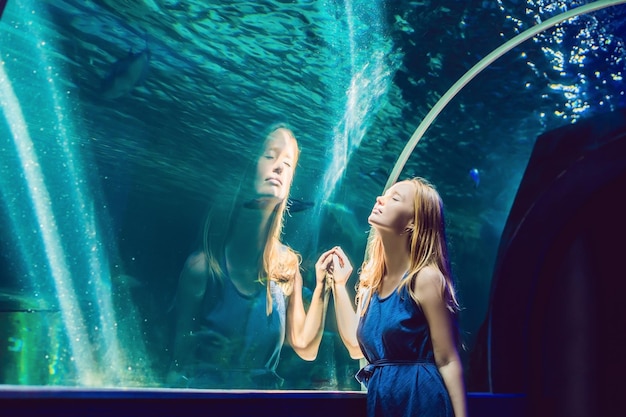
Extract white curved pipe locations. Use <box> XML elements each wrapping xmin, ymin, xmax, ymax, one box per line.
<box><xmin>384</xmin><ymin>0</ymin><xmax>626</xmax><ymax>191</ymax></box>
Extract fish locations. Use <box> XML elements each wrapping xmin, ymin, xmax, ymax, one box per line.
<box><xmin>469</xmin><ymin>168</ymin><xmax>480</xmax><ymax>188</ymax></box>
<box><xmin>243</xmin><ymin>198</ymin><xmax>314</xmax><ymax>213</ymax></box>
<box><xmin>320</xmin><ymin>201</ymin><xmax>368</xmax><ymax>254</ymax></box>
<box><xmin>287</xmin><ymin>198</ymin><xmax>314</xmax><ymax>213</ymax></box>
<box><xmin>358</xmin><ymin>167</ymin><xmax>388</xmax><ymax>185</ymax></box>
<box><xmin>321</xmin><ymin>201</ymin><xmax>366</xmax><ymax>238</ymax></box>
<box><xmin>100</xmin><ymin>45</ymin><xmax>151</xmax><ymax>99</ymax></box>
<box><xmin>112</xmin><ymin>274</ymin><xmax>144</xmax><ymax>289</ymax></box>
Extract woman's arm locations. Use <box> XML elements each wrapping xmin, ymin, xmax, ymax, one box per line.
<box><xmin>413</xmin><ymin>266</ymin><xmax>468</xmax><ymax>417</ymax></box>
<box><xmin>167</xmin><ymin>251</ymin><xmax>208</xmax><ymax>385</ymax></box>
<box><xmin>330</xmin><ymin>247</ymin><xmax>364</xmax><ymax>359</ymax></box>
<box><xmin>286</xmin><ymin>248</ymin><xmax>334</xmax><ymax>360</ymax></box>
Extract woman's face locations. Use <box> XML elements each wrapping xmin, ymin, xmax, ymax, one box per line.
<box><xmin>253</xmin><ymin>128</ymin><xmax>297</xmax><ymax>203</ymax></box>
<box><xmin>368</xmin><ymin>181</ymin><xmax>416</xmax><ymax>234</ymax></box>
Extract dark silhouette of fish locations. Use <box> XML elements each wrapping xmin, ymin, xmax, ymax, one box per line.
<box><xmin>100</xmin><ymin>45</ymin><xmax>151</xmax><ymax>99</ymax></box>
<box><xmin>243</xmin><ymin>198</ymin><xmax>314</xmax><ymax>213</ymax></box>
<box><xmin>287</xmin><ymin>198</ymin><xmax>314</xmax><ymax>213</ymax></box>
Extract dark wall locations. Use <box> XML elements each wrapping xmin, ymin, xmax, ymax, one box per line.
<box><xmin>470</xmin><ymin>108</ymin><xmax>626</xmax><ymax>416</ymax></box>
<box><xmin>527</xmin><ymin>171</ymin><xmax>626</xmax><ymax>417</ymax></box>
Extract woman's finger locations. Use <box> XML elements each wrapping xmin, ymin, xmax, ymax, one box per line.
<box><xmin>317</xmin><ymin>248</ymin><xmax>337</xmax><ymax>266</ymax></box>
<box><xmin>334</xmin><ymin>246</ymin><xmax>348</xmax><ymax>258</ymax></box>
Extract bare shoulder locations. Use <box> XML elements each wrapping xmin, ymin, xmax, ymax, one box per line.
<box><xmin>183</xmin><ymin>251</ymin><xmax>210</xmax><ymax>277</ymax></box>
<box><xmin>411</xmin><ymin>266</ymin><xmax>445</xmax><ymax>304</ymax></box>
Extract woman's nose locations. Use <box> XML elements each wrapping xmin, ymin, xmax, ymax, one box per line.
<box><xmin>376</xmin><ymin>195</ymin><xmax>384</xmax><ymax>205</ymax></box>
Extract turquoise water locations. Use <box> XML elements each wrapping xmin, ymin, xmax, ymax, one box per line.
<box><xmin>0</xmin><ymin>0</ymin><xmax>625</xmax><ymax>389</ymax></box>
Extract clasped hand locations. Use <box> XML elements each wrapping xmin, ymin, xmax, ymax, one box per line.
<box><xmin>315</xmin><ymin>246</ymin><xmax>353</xmax><ymax>290</ymax></box>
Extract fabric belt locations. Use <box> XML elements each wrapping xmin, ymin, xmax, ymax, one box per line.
<box><xmin>355</xmin><ymin>359</ymin><xmax>435</xmax><ymax>387</ymax></box>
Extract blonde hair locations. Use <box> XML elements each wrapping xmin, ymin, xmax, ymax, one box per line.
<box><xmin>203</xmin><ymin>124</ymin><xmax>301</xmax><ymax>315</ymax></box>
<box><xmin>357</xmin><ymin>177</ymin><xmax>460</xmax><ymax>315</ymax></box>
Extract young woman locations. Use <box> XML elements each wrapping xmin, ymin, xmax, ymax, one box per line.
<box><xmin>167</xmin><ymin>124</ymin><xmax>333</xmax><ymax>389</ymax></box>
<box><xmin>329</xmin><ymin>177</ymin><xmax>467</xmax><ymax>417</ymax></box>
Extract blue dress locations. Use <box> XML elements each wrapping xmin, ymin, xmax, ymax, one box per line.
<box><xmin>356</xmin><ymin>285</ymin><xmax>454</xmax><ymax>417</ymax></box>
<box><xmin>182</xmin><ymin>275</ymin><xmax>287</xmax><ymax>389</ymax></box>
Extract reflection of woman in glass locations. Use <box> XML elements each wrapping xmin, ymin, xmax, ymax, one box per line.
<box><xmin>329</xmin><ymin>178</ymin><xmax>467</xmax><ymax>417</ymax></box>
<box><xmin>167</xmin><ymin>124</ymin><xmax>332</xmax><ymax>389</ymax></box>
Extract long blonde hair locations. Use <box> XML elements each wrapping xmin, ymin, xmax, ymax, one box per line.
<box><xmin>203</xmin><ymin>124</ymin><xmax>302</xmax><ymax>315</ymax></box>
<box><xmin>357</xmin><ymin>177</ymin><xmax>460</xmax><ymax>315</ymax></box>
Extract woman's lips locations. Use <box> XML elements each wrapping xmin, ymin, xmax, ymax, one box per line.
<box><xmin>266</xmin><ymin>176</ymin><xmax>282</xmax><ymax>186</ymax></box>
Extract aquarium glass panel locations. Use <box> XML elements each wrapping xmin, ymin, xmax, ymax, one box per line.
<box><xmin>1</xmin><ymin>0</ymin><xmax>624</xmax><ymax>390</ymax></box>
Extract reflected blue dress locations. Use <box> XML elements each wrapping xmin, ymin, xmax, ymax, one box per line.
<box><xmin>183</xmin><ymin>274</ymin><xmax>287</xmax><ymax>389</ymax></box>
<box><xmin>356</xmin><ymin>285</ymin><xmax>454</xmax><ymax>417</ymax></box>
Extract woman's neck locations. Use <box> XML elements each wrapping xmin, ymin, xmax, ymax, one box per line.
<box><xmin>379</xmin><ymin>230</ymin><xmax>411</xmax><ymax>283</ymax></box>
<box><xmin>223</xmin><ymin>201</ymin><xmax>276</xmax><ymax>285</ymax></box>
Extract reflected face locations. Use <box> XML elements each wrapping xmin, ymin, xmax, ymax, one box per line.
<box><xmin>253</xmin><ymin>128</ymin><xmax>297</xmax><ymax>203</ymax></box>
<box><xmin>368</xmin><ymin>181</ymin><xmax>416</xmax><ymax>233</ymax></box>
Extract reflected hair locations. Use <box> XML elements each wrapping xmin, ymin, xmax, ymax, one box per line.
<box><xmin>203</xmin><ymin>123</ymin><xmax>302</xmax><ymax>315</ymax></box>
<box><xmin>357</xmin><ymin>177</ymin><xmax>460</xmax><ymax>316</ymax></box>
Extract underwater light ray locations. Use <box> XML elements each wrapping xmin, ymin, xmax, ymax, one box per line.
<box><xmin>40</xmin><ymin>54</ymin><xmax>128</xmax><ymax>386</ymax></box>
<box><xmin>0</xmin><ymin>171</ymin><xmax>65</xmax><ymax>383</ymax></box>
<box><xmin>319</xmin><ymin>0</ymin><xmax>393</xmax><ymax>205</ymax></box>
<box><xmin>307</xmin><ymin>0</ymin><xmax>393</xmax><ymax>256</ymax></box>
<box><xmin>317</xmin><ymin>0</ymin><xmax>356</xmax><ymax>205</ymax></box>
<box><xmin>0</xmin><ymin>62</ymin><xmax>98</xmax><ymax>384</ymax></box>
<box><xmin>32</xmin><ymin>16</ymin><xmax>151</xmax><ymax>384</ymax></box>
<box><xmin>385</xmin><ymin>0</ymin><xmax>626</xmax><ymax>193</ymax></box>
<box><xmin>0</xmin><ymin>170</ymin><xmax>44</xmax><ymax>305</ymax></box>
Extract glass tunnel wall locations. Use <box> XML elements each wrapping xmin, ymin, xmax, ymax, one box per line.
<box><xmin>0</xmin><ymin>0</ymin><xmax>624</xmax><ymax>390</ymax></box>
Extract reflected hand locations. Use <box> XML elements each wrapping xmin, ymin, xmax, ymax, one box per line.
<box><xmin>331</xmin><ymin>246</ymin><xmax>353</xmax><ymax>287</ymax></box>
<box><xmin>315</xmin><ymin>248</ymin><xmax>336</xmax><ymax>291</ymax></box>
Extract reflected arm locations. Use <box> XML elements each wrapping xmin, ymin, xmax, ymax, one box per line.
<box><xmin>330</xmin><ymin>248</ymin><xmax>363</xmax><ymax>359</ymax></box>
<box><xmin>167</xmin><ymin>252</ymin><xmax>208</xmax><ymax>385</ymax></box>
<box><xmin>286</xmin><ymin>269</ymin><xmax>328</xmax><ymax>361</ymax></box>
